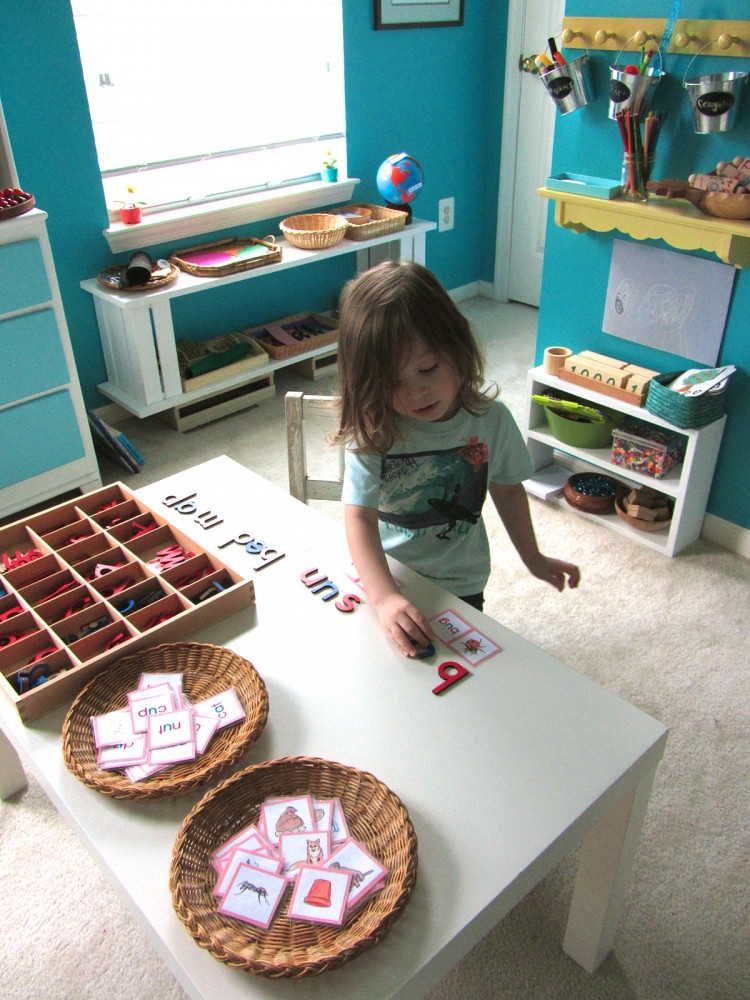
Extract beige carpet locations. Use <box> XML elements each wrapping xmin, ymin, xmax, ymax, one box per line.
<box><xmin>1</xmin><ymin>300</ymin><xmax>748</xmax><ymax>999</ymax></box>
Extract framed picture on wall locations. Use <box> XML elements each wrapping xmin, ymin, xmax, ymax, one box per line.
<box><xmin>374</xmin><ymin>0</ymin><xmax>464</xmax><ymax>30</ymax></box>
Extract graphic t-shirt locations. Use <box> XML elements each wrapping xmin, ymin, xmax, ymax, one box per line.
<box><xmin>342</xmin><ymin>400</ymin><xmax>533</xmax><ymax>596</ymax></box>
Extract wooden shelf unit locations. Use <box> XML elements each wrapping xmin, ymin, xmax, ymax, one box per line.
<box><xmin>523</xmin><ymin>366</ymin><xmax>726</xmax><ymax>557</ymax></box>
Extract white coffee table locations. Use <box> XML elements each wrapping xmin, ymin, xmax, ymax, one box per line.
<box><xmin>0</xmin><ymin>457</ymin><xmax>667</xmax><ymax>998</ymax></box>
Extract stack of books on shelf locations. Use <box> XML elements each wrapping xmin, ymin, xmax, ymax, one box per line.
<box><xmin>86</xmin><ymin>409</ymin><xmax>145</xmax><ymax>474</ymax></box>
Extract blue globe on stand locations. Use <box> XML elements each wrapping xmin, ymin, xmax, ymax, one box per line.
<box><xmin>376</xmin><ymin>153</ymin><xmax>423</xmax><ymax>223</ymax></box>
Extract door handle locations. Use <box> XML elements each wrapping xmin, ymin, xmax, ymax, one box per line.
<box><xmin>519</xmin><ymin>54</ymin><xmax>540</xmax><ymax>74</ymax></box>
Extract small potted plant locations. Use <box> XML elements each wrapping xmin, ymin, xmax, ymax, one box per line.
<box><xmin>115</xmin><ymin>185</ymin><xmax>146</xmax><ymax>224</ymax></box>
<box><xmin>322</xmin><ymin>152</ymin><xmax>338</xmax><ymax>183</ymax></box>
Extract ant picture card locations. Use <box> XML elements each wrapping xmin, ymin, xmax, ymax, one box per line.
<box><xmin>314</xmin><ymin>797</ymin><xmax>350</xmax><ymax>845</ymax></box>
<box><xmin>288</xmin><ymin>865</ymin><xmax>352</xmax><ymax>927</ymax></box>
<box><xmin>320</xmin><ymin>838</ymin><xmax>388</xmax><ymax>910</ymax></box>
<box><xmin>213</xmin><ymin>846</ymin><xmax>284</xmax><ymax>897</ymax></box>
<box><xmin>90</xmin><ymin>708</ymin><xmax>136</xmax><ymax>748</ymax></box>
<box><xmin>217</xmin><ymin>863</ymin><xmax>288</xmax><ymax>931</ymax></box>
<box><xmin>280</xmin><ymin>831</ymin><xmax>331</xmax><ymax>878</ymax></box>
<box><xmin>261</xmin><ymin>795</ymin><xmax>317</xmax><ymax>845</ymax></box>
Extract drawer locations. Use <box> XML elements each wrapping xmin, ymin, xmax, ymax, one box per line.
<box><xmin>0</xmin><ymin>390</ymin><xmax>85</xmax><ymax>488</ymax></box>
<box><xmin>0</xmin><ymin>310</ymin><xmax>69</xmax><ymax>405</ymax></box>
<box><xmin>0</xmin><ymin>239</ymin><xmax>51</xmax><ymax>314</ymax></box>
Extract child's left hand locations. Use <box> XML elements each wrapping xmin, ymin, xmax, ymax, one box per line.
<box><xmin>525</xmin><ymin>553</ymin><xmax>580</xmax><ymax>592</ymax></box>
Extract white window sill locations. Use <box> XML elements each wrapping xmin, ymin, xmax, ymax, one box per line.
<box><xmin>103</xmin><ymin>177</ymin><xmax>360</xmax><ymax>254</ymax></box>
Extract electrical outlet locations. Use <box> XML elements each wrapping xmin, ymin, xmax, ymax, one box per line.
<box><xmin>438</xmin><ymin>197</ymin><xmax>454</xmax><ymax>232</ymax></box>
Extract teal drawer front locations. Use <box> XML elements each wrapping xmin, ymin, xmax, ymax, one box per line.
<box><xmin>0</xmin><ymin>310</ymin><xmax>68</xmax><ymax>405</ymax></box>
<box><xmin>0</xmin><ymin>391</ymin><xmax>84</xmax><ymax>488</ymax></box>
<box><xmin>0</xmin><ymin>239</ymin><xmax>51</xmax><ymax>314</ymax></box>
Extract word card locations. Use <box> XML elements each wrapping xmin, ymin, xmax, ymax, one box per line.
<box><xmin>429</xmin><ymin>609</ymin><xmax>502</xmax><ymax>666</ymax></box>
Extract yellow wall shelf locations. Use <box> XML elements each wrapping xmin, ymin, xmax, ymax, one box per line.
<box><xmin>538</xmin><ymin>188</ymin><xmax>750</xmax><ymax>268</ymax></box>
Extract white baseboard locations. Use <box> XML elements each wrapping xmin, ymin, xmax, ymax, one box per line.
<box><xmin>449</xmin><ymin>281</ymin><xmax>481</xmax><ymax>302</ymax></box>
<box><xmin>702</xmin><ymin>513</ymin><xmax>750</xmax><ymax>559</ymax></box>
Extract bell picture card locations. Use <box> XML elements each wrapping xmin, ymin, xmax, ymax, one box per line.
<box><xmin>217</xmin><ymin>863</ymin><xmax>288</xmax><ymax>930</ymax></box>
<box><xmin>261</xmin><ymin>795</ymin><xmax>317</xmax><ymax>845</ymax></box>
<box><xmin>280</xmin><ymin>831</ymin><xmax>331</xmax><ymax>878</ymax></box>
<box><xmin>320</xmin><ymin>838</ymin><xmax>388</xmax><ymax>910</ymax></box>
<box><xmin>288</xmin><ymin>865</ymin><xmax>352</xmax><ymax>927</ymax></box>
<box><xmin>90</xmin><ymin>707</ymin><xmax>135</xmax><ymax>748</ymax></box>
<box><xmin>213</xmin><ymin>846</ymin><xmax>284</xmax><ymax>897</ymax></box>
<box><xmin>448</xmin><ymin>628</ymin><xmax>501</xmax><ymax>666</ymax></box>
<box><xmin>314</xmin><ymin>797</ymin><xmax>350</xmax><ymax>845</ymax></box>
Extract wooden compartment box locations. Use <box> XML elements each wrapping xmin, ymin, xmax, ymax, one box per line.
<box><xmin>0</xmin><ymin>483</ymin><xmax>254</xmax><ymax>723</ymax></box>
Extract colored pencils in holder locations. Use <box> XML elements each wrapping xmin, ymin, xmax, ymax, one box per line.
<box><xmin>615</xmin><ymin>110</ymin><xmax>666</xmax><ymax>198</ymax></box>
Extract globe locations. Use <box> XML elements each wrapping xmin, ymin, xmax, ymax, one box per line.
<box><xmin>376</xmin><ymin>153</ymin><xmax>424</xmax><ymax>205</ymax></box>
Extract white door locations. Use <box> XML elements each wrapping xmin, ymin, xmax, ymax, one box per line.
<box><xmin>494</xmin><ymin>0</ymin><xmax>566</xmax><ymax>307</ymax></box>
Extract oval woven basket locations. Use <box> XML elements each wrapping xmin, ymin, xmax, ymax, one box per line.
<box><xmin>279</xmin><ymin>213</ymin><xmax>348</xmax><ymax>249</ymax></box>
<box><xmin>170</xmin><ymin>756</ymin><xmax>418</xmax><ymax>977</ymax></box>
<box><xmin>62</xmin><ymin>642</ymin><xmax>269</xmax><ymax>800</ymax></box>
<box><xmin>646</xmin><ymin>371</ymin><xmax>727</xmax><ymax>429</ymax></box>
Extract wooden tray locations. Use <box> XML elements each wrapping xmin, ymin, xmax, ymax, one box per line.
<box><xmin>170</xmin><ymin>756</ymin><xmax>418</xmax><ymax>977</ymax></box>
<box><xmin>248</xmin><ymin>312</ymin><xmax>338</xmax><ymax>361</ymax></box>
<box><xmin>170</xmin><ymin>237</ymin><xmax>281</xmax><ymax>276</ymax></box>
<box><xmin>557</xmin><ymin>367</ymin><xmax>648</xmax><ymax>407</ymax></box>
<box><xmin>176</xmin><ymin>331</ymin><xmax>268</xmax><ymax>392</ymax></box>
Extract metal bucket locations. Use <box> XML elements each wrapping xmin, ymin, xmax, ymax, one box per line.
<box><xmin>608</xmin><ymin>65</ymin><xmax>663</xmax><ymax>120</ymax></box>
<box><xmin>683</xmin><ymin>72</ymin><xmax>748</xmax><ymax>133</ymax></box>
<box><xmin>540</xmin><ymin>54</ymin><xmax>592</xmax><ymax>116</ymax></box>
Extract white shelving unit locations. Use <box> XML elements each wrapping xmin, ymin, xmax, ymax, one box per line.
<box><xmin>523</xmin><ymin>366</ymin><xmax>726</xmax><ymax>556</ymax></box>
<box><xmin>80</xmin><ymin>218</ymin><xmax>436</xmax><ymax>421</ymax></box>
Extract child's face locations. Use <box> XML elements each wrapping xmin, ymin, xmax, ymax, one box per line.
<box><xmin>390</xmin><ymin>335</ymin><xmax>461</xmax><ymax>422</ymax></box>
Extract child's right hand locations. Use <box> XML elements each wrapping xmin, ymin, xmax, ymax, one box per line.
<box><xmin>374</xmin><ymin>592</ymin><xmax>436</xmax><ymax>658</ymax></box>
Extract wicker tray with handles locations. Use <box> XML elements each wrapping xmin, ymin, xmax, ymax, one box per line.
<box><xmin>62</xmin><ymin>642</ymin><xmax>269</xmax><ymax>800</ymax></box>
<box><xmin>170</xmin><ymin>755</ymin><xmax>418</xmax><ymax>977</ymax></box>
<box><xmin>169</xmin><ymin>236</ymin><xmax>281</xmax><ymax>276</ymax></box>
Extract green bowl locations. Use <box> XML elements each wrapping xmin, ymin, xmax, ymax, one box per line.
<box><xmin>544</xmin><ymin>406</ymin><xmax>619</xmax><ymax>449</ymax></box>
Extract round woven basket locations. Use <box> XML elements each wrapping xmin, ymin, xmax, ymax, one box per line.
<box><xmin>279</xmin><ymin>213</ymin><xmax>348</xmax><ymax>249</ymax></box>
<box><xmin>62</xmin><ymin>642</ymin><xmax>269</xmax><ymax>800</ymax></box>
<box><xmin>170</xmin><ymin>756</ymin><xmax>418</xmax><ymax>977</ymax></box>
<box><xmin>615</xmin><ymin>490</ymin><xmax>672</xmax><ymax>531</ymax></box>
<box><xmin>563</xmin><ymin>472</ymin><xmax>620</xmax><ymax>513</ymax></box>
<box><xmin>646</xmin><ymin>371</ymin><xmax>727</xmax><ymax>429</ymax></box>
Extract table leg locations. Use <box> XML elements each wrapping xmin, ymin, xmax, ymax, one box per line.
<box><xmin>0</xmin><ymin>725</ymin><xmax>28</xmax><ymax>799</ymax></box>
<box><xmin>563</xmin><ymin>761</ymin><xmax>659</xmax><ymax>973</ymax></box>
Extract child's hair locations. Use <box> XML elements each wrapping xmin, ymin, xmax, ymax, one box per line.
<box><xmin>333</xmin><ymin>260</ymin><xmax>493</xmax><ymax>454</ymax></box>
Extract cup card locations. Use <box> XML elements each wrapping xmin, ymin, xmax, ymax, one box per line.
<box><xmin>288</xmin><ymin>865</ymin><xmax>352</xmax><ymax>927</ymax></box>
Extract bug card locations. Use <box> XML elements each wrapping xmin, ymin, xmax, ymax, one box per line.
<box><xmin>279</xmin><ymin>831</ymin><xmax>331</xmax><ymax>878</ymax></box>
<box><xmin>429</xmin><ymin>609</ymin><xmax>471</xmax><ymax>642</ymax></box>
<box><xmin>217</xmin><ymin>863</ymin><xmax>287</xmax><ymax>930</ymax></box>
<box><xmin>320</xmin><ymin>838</ymin><xmax>388</xmax><ymax>910</ymax></box>
<box><xmin>213</xmin><ymin>846</ymin><xmax>284</xmax><ymax>897</ymax></box>
<box><xmin>261</xmin><ymin>795</ymin><xmax>316</xmax><ymax>845</ymax></box>
<box><xmin>90</xmin><ymin>708</ymin><xmax>135</xmax><ymax>748</ymax></box>
<box><xmin>191</xmin><ymin>686</ymin><xmax>246</xmax><ymax>730</ymax></box>
<box><xmin>314</xmin><ymin>797</ymin><xmax>350</xmax><ymax>845</ymax></box>
<box><xmin>288</xmin><ymin>865</ymin><xmax>352</xmax><ymax>927</ymax></box>
<box><xmin>449</xmin><ymin>629</ymin><xmax>501</xmax><ymax>666</ymax></box>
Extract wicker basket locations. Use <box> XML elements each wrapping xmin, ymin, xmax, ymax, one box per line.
<box><xmin>329</xmin><ymin>203</ymin><xmax>373</xmax><ymax>224</ymax></box>
<box><xmin>646</xmin><ymin>371</ymin><xmax>727</xmax><ymax>429</ymax></box>
<box><xmin>170</xmin><ymin>756</ymin><xmax>418</xmax><ymax>977</ymax></box>
<box><xmin>247</xmin><ymin>311</ymin><xmax>338</xmax><ymax>361</ymax></box>
<box><xmin>279</xmin><ymin>214</ymin><xmax>348</xmax><ymax>250</ymax></box>
<box><xmin>341</xmin><ymin>204</ymin><xmax>407</xmax><ymax>241</ymax></box>
<box><xmin>615</xmin><ymin>489</ymin><xmax>672</xmax><ymax>532</ymax></box>
<box><xmin>62</xmin><ymin>643</ymin><xmax>269</xmax><ymax>800</ymax></box>
<box><xmin>563</xmin><ymin>472</ymin><xmax>620</xmax><ymax>513</ymax></box>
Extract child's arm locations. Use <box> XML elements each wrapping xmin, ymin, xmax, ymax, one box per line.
<box><xmin>489</xmin><ymin>482</ymin><xmax>580</xmax><ymax>591</ymax></box>
<box><xmin>344</xmin><ymin>503</ymin><xmax>436</xmax><ymax>657</ymax></box>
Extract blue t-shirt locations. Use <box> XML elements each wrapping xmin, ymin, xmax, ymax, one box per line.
<box><xmin>342</xmin><ymin>400</ymin><xmax>533</xmax><ymax>596</ymax></box>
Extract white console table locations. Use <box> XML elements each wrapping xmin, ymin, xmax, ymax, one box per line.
<box><xmin>80</xmin><ymin>219</ymin><xmax>436</xmax><ymax>420</ymax></box>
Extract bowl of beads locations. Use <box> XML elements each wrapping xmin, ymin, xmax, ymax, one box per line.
<box><xmin>563</xmin><ymin>472</ymin><xmax>620</xmax><ymax>513</ymax></box>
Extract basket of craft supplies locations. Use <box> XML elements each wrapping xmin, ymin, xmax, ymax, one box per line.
<box><xmin>645</xmin><ymin>368</ymin><xmax>732</xmax><ymax>428</ymax></box>
<box><xmin>279</xmin><ymin>213</ymin><xmax>348</xmax><ymax>249</ymax></box>
<box><xmin>170</xmin><ymin>755</ymin><xmax>418</xmax><ymax>977</ymax></box>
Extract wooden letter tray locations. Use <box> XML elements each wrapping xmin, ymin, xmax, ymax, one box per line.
<box><xmin>0</xmin><ymin>483</ymin><xmax>254</xmax><ymax>723</ymax></box>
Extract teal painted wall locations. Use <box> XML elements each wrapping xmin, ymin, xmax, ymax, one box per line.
<box><xmin>538</xmin><ymin>1</ymin><xmax>750</xmax><ymax>530</ymax></box>
<box><xmin>0</xmin><ymin>0</ymin><xmax>505</xmax><ymax>396</ymax></box>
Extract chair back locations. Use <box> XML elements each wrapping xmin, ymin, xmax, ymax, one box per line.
<box><xmin>285</xmin><ymin>391</ymin><xmax>343</xmax><ymax>503</ymax></box>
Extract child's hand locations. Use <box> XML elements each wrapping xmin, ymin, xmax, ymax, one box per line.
<box><xmin>525</xmin><ymin>553</ymin><xmax>580</xmax><ymax>592</ymax></box>
<box><xmin>374</xmin><ymin>593</ymin><xmax>436</xmax><ymax>657</ymax></box>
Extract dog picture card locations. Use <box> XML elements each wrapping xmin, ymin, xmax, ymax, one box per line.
<box><xmin>287</xmin><ymin>865</ymin><xmax>352</xmax><ymax>927</ymax></box>
<box><xmin>216</xmin><ymin>863</ymin><xmax>287</xmax><ymax>930</ymax></box>
<box><xmin>279</xmin><ymin>831</ymin><xmax>331</xmax><ymax>878</ymax></box>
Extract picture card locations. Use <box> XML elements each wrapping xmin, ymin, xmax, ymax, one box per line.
<box><xmin>320</xmin><ymin>838</ymin><xmax>388</xmax><ymax>909</ymax></box>
<box><xmin>217</xmin><ymin>863</ymin><xmax>288</xmax><ymax>930</ymax></box>
<box><xmin>261</xmin><ymin>795</ymin><xmax>317</xmax><ymax>845</ymax></box>
<box><xmin>213</xmin><ymin>846</ymin><xmax>284</xmax><ymax>897</ymax></box>
<box><xmin>314</xmin><ymin>797</ymin><xmax>350</xmax><ymax>845</ymax></box>
<box><xmin>287</xmin><ymin>865</ymin><xmax>352</xmax><ymax>927</ymax></box>
<box><xmin>279</xmin><ymin>831</ymin><xmax>331</xmax><ymax>878</ymax></box>
<box><xmin>449</xmin><ymin>628</ymin><xmax>501</xmax><ymax>666</ymax></box>
<box><xmin>90</xmin><ymin>708</ymin><xmax>135</xmax><ymax>748</ymax></box>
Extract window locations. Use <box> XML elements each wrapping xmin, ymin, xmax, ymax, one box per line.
<box><xmin>70</xmin><ymin>0</ymin><xmax>346</xmax><ymax>221</ymax></box>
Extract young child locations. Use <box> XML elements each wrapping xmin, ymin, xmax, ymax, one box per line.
<box><xmin>333</xmin><ymin>260</ymin><xmax>579</xmax><ymax>658</ymax></box>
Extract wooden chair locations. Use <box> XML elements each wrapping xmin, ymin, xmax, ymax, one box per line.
<box><xmin>285</xmin><ymin>391</ymin><xmax>344</xmax><ymax>503</ymax></box>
